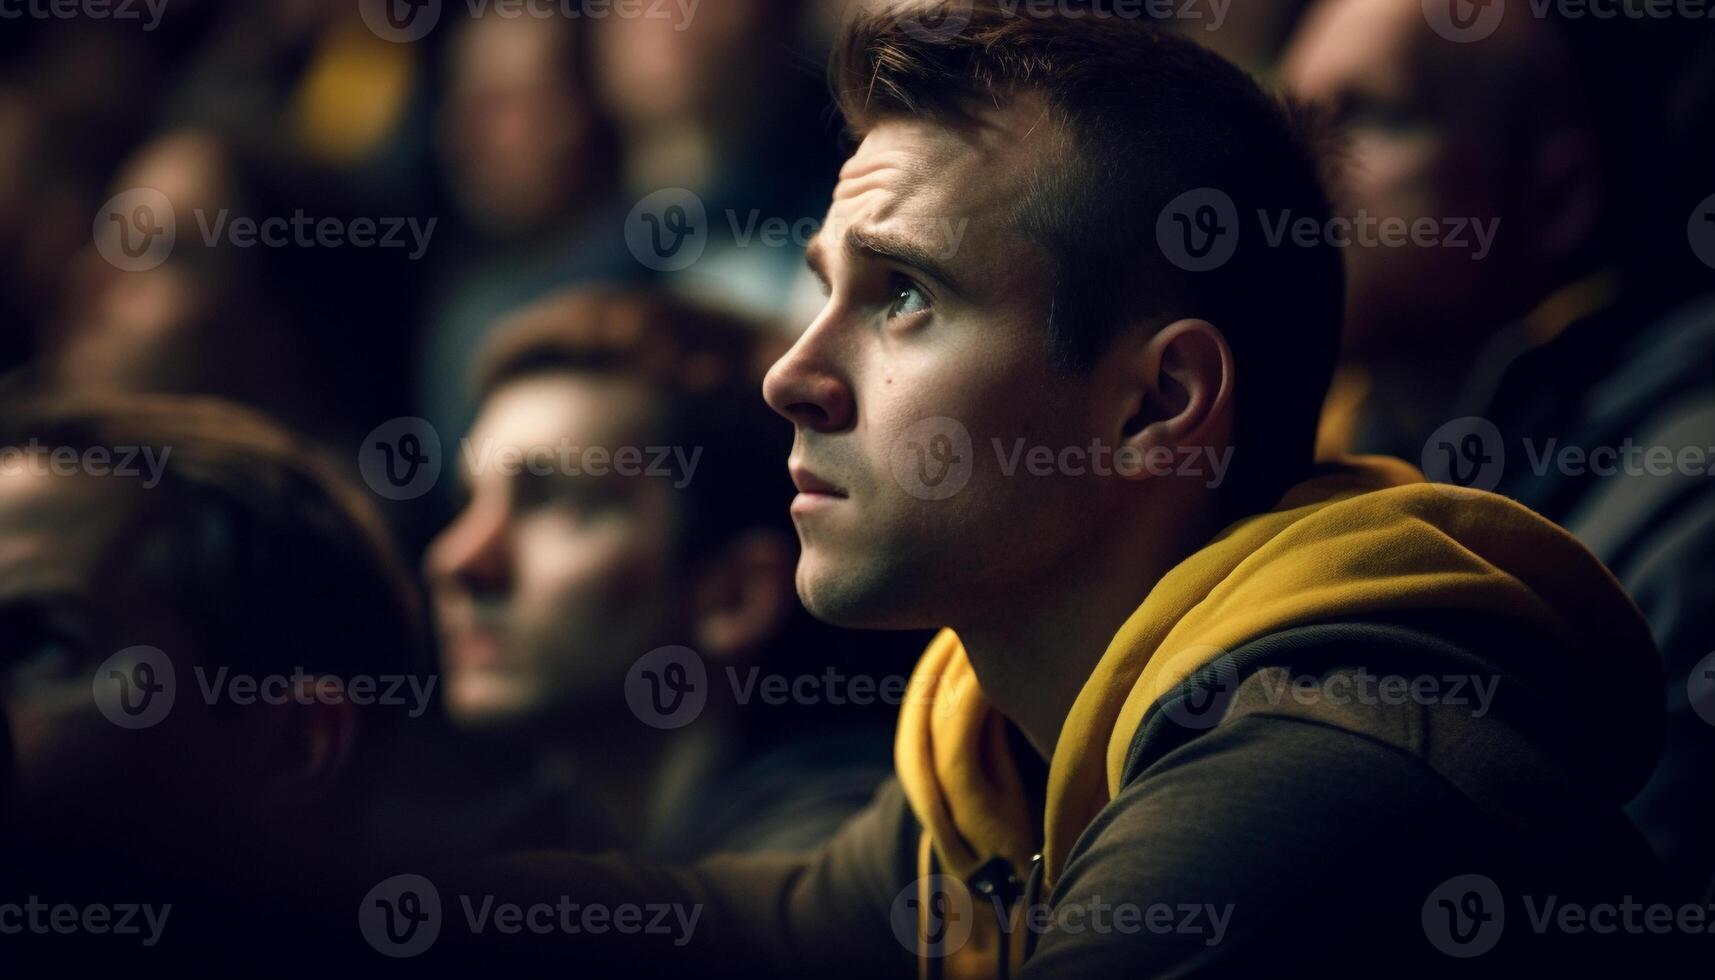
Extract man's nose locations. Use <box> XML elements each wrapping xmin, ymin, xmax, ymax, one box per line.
<box><xmin>762</xmin><ymin>326</ymin><xmax>855</xmax><ymax>433</ymax></box>
<box><xmin>425</xmin><ymin>501</ymin><xmax>511</xmax><ymax>598</ymax></box>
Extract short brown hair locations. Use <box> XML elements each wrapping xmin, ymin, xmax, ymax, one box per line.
<box><xmin>833</xmin><ymin>1</ymin><xmax>1344</xmax><ymax>512</ymax></box>
<box><xmin>476</xmin><ymin>289</ymin><xmax>793</xmax><ymax>561</ymax></box>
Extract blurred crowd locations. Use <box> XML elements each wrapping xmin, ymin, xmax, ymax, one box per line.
<box><xmin>0</xmin><ymin>0</ymin><xmax>1712</xmax><ymax>967</ymax></box>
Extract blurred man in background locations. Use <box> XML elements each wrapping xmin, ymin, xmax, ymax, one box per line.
<box><xmin>593</xmin><ymin>0</ymin><xmax>841</xmax><ymax>322</ymax></box>
<box><xmin>419</xmin><ymin>9</ymin><xmax>644</xmax><ymax>447</ymax></box>
<box><xmin>0</xmin><ymin>394</ymin><xmax>426</xmax><ymax>965</ymax></box>
<box><xmin>422</xmin><ymin>289</ymin><xmax>904</xmax><ymax>861</ymax></box>
<box><xmin>1282</xmin><ymin>0</ymin><xmax>1715</xmax><ymax>895</ymax></box>
<box><xmin>42</xmin><ymin>127</ymin><xmax>421</xmax><ymax>462</ymax></box>
<box><xmin>1282</xmin><ymin>0</ymin><xmax>1605</xmax><ymax>454</ymax></box>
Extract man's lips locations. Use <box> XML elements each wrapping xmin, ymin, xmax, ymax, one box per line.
<box><xmin>789</xmin><ymin>463</ymin><xmax>849</xmax><ymax>515</ymax></box>
<box><xmin>437</xmin><ymin>614</ymin><xmax>509</xmax><ymax>668</ymax></box>
<box><xmin>789</xmin><ymin>463</ymin><xmax>848</xmax><ymax>497</ymax></box>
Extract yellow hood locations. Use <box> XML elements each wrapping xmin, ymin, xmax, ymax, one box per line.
<box><xmin>896</xmin><ymin>457</ymin><xmax>1657</xmax><ymax>969</ymax></box>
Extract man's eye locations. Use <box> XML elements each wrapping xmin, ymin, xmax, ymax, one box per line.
<box><xmin>887</xmin><ymin>277</ymin><xmax>931</xmax><ymax>319</ymax></box>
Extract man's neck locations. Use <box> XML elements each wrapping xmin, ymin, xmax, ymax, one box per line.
<box><xmin>955</xmin><ymin>495</ymin><xmax>1221</xmax><ymax>760</ymax></box>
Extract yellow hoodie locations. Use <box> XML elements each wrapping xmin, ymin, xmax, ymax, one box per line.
<box><xmin>894</xmin><ymin>457</ymin><xmax>1659</xmax><ymax>978</ymax></box>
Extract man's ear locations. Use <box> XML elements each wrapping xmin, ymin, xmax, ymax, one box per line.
<box><xmin>691</xmin><ymin>529</ymin><xmax>796</xmax><ymax>660</ymax></box>
<box><xmin>1113</xmin><ymin>318</ymin><xmax>1234</xmax><ymax>479</ymax></box>
<box><xmin>252</xmin><ymin>677</ymin><xmax>357</xmax><ymax>809</ymax></box>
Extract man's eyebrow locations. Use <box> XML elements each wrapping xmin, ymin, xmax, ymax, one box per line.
<box><xmin>846</xmin><ymin>226</ymin><xmax>966</xmax><ymax>297</ymax></box>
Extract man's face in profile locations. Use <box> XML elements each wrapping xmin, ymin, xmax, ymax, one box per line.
<box><xmin>427</xmin><ymin>373</ymin><xmax>683</xmax><ymax>729</ymax></box>
<box><xmin>765</xmin><ymin>98</ymin><xmax>1124</xmax><ymax>630</ymax></box>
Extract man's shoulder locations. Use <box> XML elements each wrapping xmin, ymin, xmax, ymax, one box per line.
<box><xmin>1039</xmin><ymin>707</ymin><xmax>1656</xmax><ymax>976</ymax></box>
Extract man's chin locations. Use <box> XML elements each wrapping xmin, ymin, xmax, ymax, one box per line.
<box><xmin>444</xmin><ymin>673</ymin><xmax>544</xmax><ymax>733</ymax></box>
<box><xmin>796</xmin><ymin>549</ymin><xmax>936</xmax><ymax>631</ymax></box>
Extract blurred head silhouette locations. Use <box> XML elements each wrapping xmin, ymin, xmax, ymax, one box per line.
<box><xmin>0</xmin><ymin>394</ymin><xmax>421</xmax><ymax>868</ymax></box>
<box><xmin>425</xmin><ymin>290</ymin><xmax>794</xmax><ymax>733</ymax></box>
<box><xmin>441</xmin><ymin>11</ymin><xmax>613</xmax><ymax>239</ymax></box>
<box><xmin>1281</xmin><ymin>0</ymin><xmax>1601</xmax><ymax>359</ymax></box>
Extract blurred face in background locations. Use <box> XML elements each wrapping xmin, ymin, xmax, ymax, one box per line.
<box><xmin>591</xmin><ymin>0</ymin><xmax>779</xmax><ymax>128</ymax></box>
<box><xmin>427</xmin><ymin>373</ymin><xmax>684</xmax><ymax>730</ymax></box>
<box><xmin>0</xmin><ymin>469</ymin><xmax>229</xmax><ymax>838</ymax></box>
<box><xmin>1280</xmin><ymin>0</ymin><xmax>1591</xmax><ymax>359</ymax></box>
<box><xmin>442</xmin><ymin>15</ymin><xmax>599</xmax><ymax>237</ymax></box>
<box><xmin>763</xmin><ymin>104</ymin><xmax>1136</xmax><ymax>630</ymax></box>
<box><xmin>51</xmin><ymin>131</ymin><xmax>276</xmax><ymax>398</ymax></box>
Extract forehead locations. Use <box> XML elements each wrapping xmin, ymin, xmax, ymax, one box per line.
<box><xmin>0</xmin><ymin>469</ymin><xmax>133</xmax><ymax>598</ymax></box>
<box><xmin>1282</xmin><ymin>0</ymin><xmax>1428</xmax><ymax>101</ymax></box>
<box><xmin>817</xmin><ymin>94</ymin><xmax>1062</xmax><ymax>269</ymax></box>
<box><xmin>455</xmin><ymin>15</ymin><xmax>569</xmax><ymax>85</ymax></box>
<box><xmin>468</xmin><ymin>372</ymin><xmax>658</xmax><ymax>460</ymax></box>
